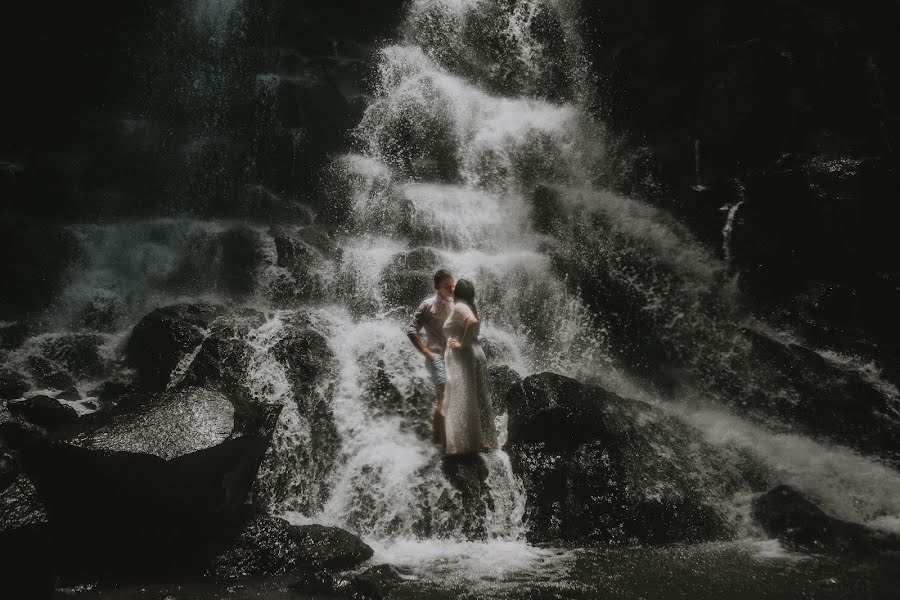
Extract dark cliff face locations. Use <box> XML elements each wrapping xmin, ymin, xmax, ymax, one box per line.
<box><xmin>580</xmin><ymin>0</ymin><xmax>899</xmax><ymax>341</ymax></box>
<box><xmin>0</xmin><ymin>0</ymin><xmax>406</xmax><ymax>220</ymax></box>
<box><xmin>583</xmin><ymin>0</ymin><xmax>898</xmax><ymax>170</ymax></box>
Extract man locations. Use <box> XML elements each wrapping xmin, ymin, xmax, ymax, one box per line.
<box><xmin>407</xmin><ymin>269</ymin><xmax>455</xmax><ymax>448</ymax></box>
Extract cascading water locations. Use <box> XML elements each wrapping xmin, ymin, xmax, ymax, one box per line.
<box><xmin>16</xmin><ymin>0</ymin><xmax>900</xmax><ymax>593</ymax></box>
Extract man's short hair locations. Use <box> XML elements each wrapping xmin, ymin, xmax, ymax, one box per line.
<box><xmin>434</xmin><ymin>269</ymin><xmax>453</xmax><ymax>287</ymax></box>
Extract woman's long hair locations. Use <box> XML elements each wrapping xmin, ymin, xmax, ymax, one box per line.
<box><xmin>453</xmin><ymin>278</ymin><xmax>478</xmax><ymax>318</ymax></box>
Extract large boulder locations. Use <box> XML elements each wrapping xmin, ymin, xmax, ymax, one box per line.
<box><xmin>26</xmin><ymin>356</ymin><xmax>78</xmax><ymax>399</ymax></box>
<box><xmin>505</xmin><ymin>372</ymin><xmax>758</xmax><ymax>545</ymax></box>
<box><xmin>6</xmin><ymin>396</ymin><xmax>79</xmax><ymax>431</ymax></box>
<box><xmin>752</xmin><ymin>485</ymin><xmax>900</xmax><ymax>554</ymax></box>
<box><xmin>177</xmin><ymin>308</ymin><xmax>266</xmax><ymax>402</ymax></box>
<box><xmin>0</xmin><ymin>444</ymin><xmax>55</xmax><ymax>599</ymax></box>
<box><xmin>360</xmin><ymin>355</ymin><xmax>431</xmax><ymax>441</ymax></box>
<box><xmin>124</xmin><ymin>303</ymin><xmax>225</xmax><ymax>391</ymax></box>
<box><xmin>261</xmin><ymin>317</ymin><xmax>341</xmax><ymax>513</ymax></box>
<box><xmin>267</xmin><ymin>225</ymin><xmax>328</xmax><ymax>306</ymax></box>
<box><xmin>722</xmin><ymin>328</ymin><xmax>900</xmax><ymax>465</ymax></box>
<box><xmin>3</xmin><ymin>385</ymin><xmax>282</xmax><ymax>580</ymax></box>
<box><xmin>487</xmin><ymin>364</ymin><xmax>521</xmax><ymax>416</ymax></box>
<box><xmin>206</xmin><ymin>513</ymin><xmax>373</xmax><ymax>580</ymax></box>
<box><xmin>0</xmin><ymin>368</ymin><xmax>29</xmax><ymax>400</ymax></box>
<box><xmin>379</xmin><ymin>247</ymin><xmax>443</xmax><ymax>310</ymax></box>
<box><xmin>38</xmin><ymin>333</ymin><xmax>108</xmax><ymax>379</ymax></box>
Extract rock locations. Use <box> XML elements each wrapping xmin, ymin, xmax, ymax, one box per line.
<box><xmin>487</xmin><ymin>364</ymin><xmax>521</xmax><ymax>415</ymax></box>
<box><xmin>440</xmin><ymin>453</ymin><xmax>493</xmax><ymax>539</ymax></box>
<box><xmin>361</xmin><ymin>355</ymin><xmax>431</xmax><ymax>440</ymax></box>
<box><xmin>86</xmin><ymin>379</ymin><xmax>138</xmax><ymax>406</ymax></box>
<box><xmin>267</xmin><ymin>226</ymin><xmax>327</xmax><ymax>305</ymax></box>
<box><xmin>289</xmin><ymin>568</ymin><xmax>344</xmax><ymax>595</ymax></box>
<box><xmin>359</xmin><ymin>74</ymin><xmax>460</xmax><ymax>181</ymax></box>
<box><xmin>7</xmin><ymin>396</ymin><xmax>79</xmax><ymax>431</ymax></box>
<box><xmin>380</xmin><ymin>247</ymin><xmax>443</xmax><ymax>309</ymax></box>
<box><xmin>262</xmin><ymin>318</ymin><xmax>340</xmax><ymax>513</ymax></box>
<box><xmin>349</xmin><ymin>564</ymin><xmax>405</xmax><ymax>599</ymax></box>
<box><xmin>26</xmin><ymin>356</ymin><xmax>77</xmax><ymax>398</ymax></box>
<box><xmin>178</xmin><ymin>316</ymin><xmax>260</xmax><ymax>403</ymax></box>
<box><xmin>752</xmin><ymin>485</ymin><xmax>900</xmax><ymax>554</ymax></box>
<box><xmin>289</xmin><ymin>563</ymin><xmax>402</xmax><ymax>599</ymax></box>
<box><xmin>206</xmin><ymin>513</ymin><xmax>373</xmax><ymax>580</ymax></box>
<box><xmin>0</xmin><ymin>368</ymin><xmax>29</xmax><ymax>400</ymax></box>
<box><xmin>2</xmin><ymin>385</ymin><xmax>282</xmax><ymax>580</ymax></box>
<box><xmin>76</xmin><ymin>292</ymin><xmax>124</xmax><ymax>332</ymax></box>
<box><xmin>124</xmin><ymin>303</ymin><xmax>224</xmax><ymax>391</ymax></box>
<box><xmin>728</xmin><ymin>328</ymin><xmax>900</xmax><ymax>464</ymax></box>
<box><xmin>39</xmin><ymin>333</ymin><xmax>107</xmax><ymax>379</ymax></box>
<box><xmin>505</xmin><ymin>372</ymin><xmax>756</xmax><ymax>545</ymax></box>
<box><xmin>0</xmin><ymin>445</ymin><xmax>55</xmax><ymax>599</ymax></box>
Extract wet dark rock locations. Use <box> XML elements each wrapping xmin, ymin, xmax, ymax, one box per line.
<box><xmin>39</xmin><ymin>333</ymin><xmax>107</xmax><ymax>379</ymax></box>
<box><xmin>505</xmin><ymin>372</ymin><xmax>754</xmax><ymax>545</ymax></box>
<box><xmin>207</xmin><ymin>513</ymin><xmax>373</xmax><ymax>580</ymax></box>
<box><xmin>272</xmin><ymin>318</ymin><xmax>336</xmax><ymax>404</ymax></box>
<box><xmin>2</xmin><ymin>384</ymin><xmax>282</xmax><ymax>581</ymax></box>
<box><xmin>361</xmin><ymin>356</ymin><xmax>431</xmax><ymax>440</ymax></box>
<box><xmin>487</xmin><ymin>364</ymin><xmax>521</xmax><ymax>415</ymax></box>
<box><xmin>0</xmin><ymin>445</ymin><xmax>55</xmax><ymax>599</ymax></box>
<box><xmin>288</xmin><ymin>568</ymin><xmax>344</xmax><ymax>595</ymax></box>
<box><xmin>76</xmin><ymin>293</ymin><xmax>124</xmax><ymax>332</ymax></box>
<box><xmin>267</xmin><ymin>318</ymin><xmax>340</xmax><ymax>512</ymax></box>
<box><xmin>0</xmin><ymin>368</ymin><xmax>29</xmax><ymax>400</ymax></box>
<box><xmin>268</xmin><ymin>225</ymin><xmax>327</xmax><ymax>305</ymax></box>
<box><xmin>728</xmin><ymin>328</ymin><xmax>900</xmax><ymax>464</ymax></box>
<box><xmin>70</xmin><ymin>383</ymin><xmax>273</xmax><ymax>456</ymax></box>
<box><xmin>26</xmin><ymin>355</ymin><xmax>78</xmax><ymax>397</ymax></box>
<box><xmin>288</xmin><ymin>563</ymin><xmax>402</xmax><ymax>599</ymax></box>
<box><xmin>407</xmin><ymin>0</ymin><xmax>575</xmax><ymax>102</ymax></box>
<box><xmin>124</xmin><ymin>303</ymin><xmax>224</xmax><ymax>391</ymax></box>
<box><xmin>349</xmin><ymin>564</ymin><xmax>405</xmax><ymax>600</ymax></box>
<box><xmin>240</xmin><ymin>185</ymin><xmax>315</xmax><ymax>223</ymax></box>
<box><xmin>440</xmin><ymin>453</ymin><xmax>493</xmax><ymax>539</ymax></box>
<box><xmin>361</xmin><ymin>80</ymin><xmax>460</xmax><ymax>182</ymax></box>
<box><xmin>178</xmin><ymin>311</ymin><xmax>264</xmax><ymax>403</ymax></box>
<box><xmin>380</xmin><ymin>247</ymin><xmax>443</xmax><ymax>309</ymax></box>
<box><xmin>752</xmin><ymin>485</ymin><xmax>900</xmax><ymax>554</ymax></box>
<box><xmin>86</xmin><ymin>379</ymin><xmax>138</xmax><ymax>406</ymax></box>
<box><xmin>7</xmin><ymin>396</ymin><xmax>79</xmax><ymax>431</ymax></box>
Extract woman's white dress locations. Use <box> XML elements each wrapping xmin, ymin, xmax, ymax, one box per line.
<box><xmin>441</xmin><ymin>302</ymin><xmax>498</xmax><ymax>454</ymax></box>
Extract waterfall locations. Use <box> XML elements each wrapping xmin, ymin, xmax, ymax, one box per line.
<box><xmin>25</xmin><ymin>0</ymin><xmax>900</xmax><ymax>582</ymax></box>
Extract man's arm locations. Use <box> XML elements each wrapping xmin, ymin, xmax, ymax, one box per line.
<box><xmin>406</xmin><ymin>302</ymin><xmax>434</xmax><ymax>361</ymax></box>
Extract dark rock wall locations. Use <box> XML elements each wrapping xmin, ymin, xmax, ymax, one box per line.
<box><xmin>582</xmin><ymin>0</ymin><xmax>898</xmax><ymax>311</ymax></box>
<box><xmin>1</xmin><ymin>0</ymin><xmax>405</xmax><ymax>220</ymax></box>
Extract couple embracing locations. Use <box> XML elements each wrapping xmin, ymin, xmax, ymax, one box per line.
<box><xmin>406</xmin><ymin>270</ymin><xmax>499</xmax><ymax>455</ymax></box>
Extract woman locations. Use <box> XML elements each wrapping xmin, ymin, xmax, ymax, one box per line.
<box><xmin>441</xmin><ymin>279</ymin><xmax>498</xmax><ymax>455</ymax></box>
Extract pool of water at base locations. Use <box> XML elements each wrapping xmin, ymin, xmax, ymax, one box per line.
<box><xmin>60</xmin><ymin>539</ymin><xmax>900</xmax><ymax>599</ymax></box>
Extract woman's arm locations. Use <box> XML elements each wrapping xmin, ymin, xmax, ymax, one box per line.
<box><xmin>449</xmin><ymin>314</ymin><xmax>478</xmax><ymax>349</ymax></box>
